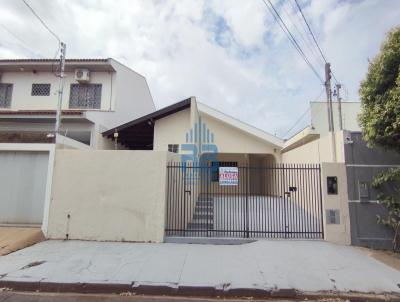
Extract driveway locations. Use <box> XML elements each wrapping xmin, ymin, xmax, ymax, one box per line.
<box><xmin>0</xmin><ymin>240</ymin><xmax>399</xmax><ymax>296</ymax></box>
<box><xmin>212</xmin><ymin>195</ymin><xmax>322</xmax><ymax>238</ymax></box>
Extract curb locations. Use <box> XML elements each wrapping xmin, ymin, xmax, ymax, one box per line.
<box><xmin>0</xmin><ymin>280</ymin><xmax>399</xmax><ymax>301</ymax></box>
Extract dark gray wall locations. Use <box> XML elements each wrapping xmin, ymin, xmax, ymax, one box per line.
<box><xmin>344</xmin><ymin>132</ymin><xmax>400</xmax><ymax>165</ymax></box>
<box><xmin>349</xmin><ymin>203</ymin><xmax>394</xmax><ymax>250</ymax></box>
<box><xmin>345</xmin><ymin>131</ymin><xmax>400</xmax><ymax>250</ymax></box>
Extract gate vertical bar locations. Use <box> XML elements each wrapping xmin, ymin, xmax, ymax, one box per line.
<box><xmin>245</xmin><ymin>165</ymin><xmax>249</xmax><ymax>238</ymax></box>
<box><xmin>318</xmin><ymin>164</ymin><xmax>324</xmax><ymax>238</ymax></box>
<box><xmin>183</xmin><ymin>163</ymin><xmax>187</xmax><ymax>237</ymax></box>
<box><xmin>282</xmin><ymin>164</ymin><xmax>287</xmax><ymax>238</ymax></box>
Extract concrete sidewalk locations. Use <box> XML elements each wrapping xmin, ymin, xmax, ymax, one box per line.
<box><xmin>0</xmin><ymin>240</ymin><xmax>399</xmax><ymax>298</ymax></box>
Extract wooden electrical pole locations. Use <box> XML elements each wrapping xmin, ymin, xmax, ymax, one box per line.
<box><xmin>336</xmin><ymin>83</ymin><xmax>343</xmax><ymax>130</ymax></box>
<box><xmin>55</xmin><ymin>42</ymin><xmax>66</xmax><ymax>135</ymax></box>
<box><xmin>325</xmin><ymin>63</ymin><xmax>336</xmax><ymax>162</ymax></box>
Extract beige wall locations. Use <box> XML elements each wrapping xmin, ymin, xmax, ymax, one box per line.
<box><xmin>153</xmin><ymin>108</ymin><xmax>191</xmax><ymax>152</ymax></box>
<box><xmin>152</xmin><ymin>104</ymin><xmax>280</xmax><ymax>161</ymax></box>
<box><xmin>311</xmin><ymin>102</ymin><xmax>361</xmax><ymax>136</ymax></box>
<box><xmin>0</xmin><ymin>71</ymin><xmax>114</xmax><ymax>111</ymax></box>
<box><xmin>321</xmin><ymin>162</ymin><xmax>351</xmax><ymax>245</ymax></box>
<box><xmin>282</xmin><ymin>131</ymin><xmax>345</xmax><ymax>164</ymax></box>
<box><xmin>200</xmin><ymin>113</ymin><xmax>280</xmax><ymax>160</ymax></box>
<box><xmin>47</xmin><ymin>150</ymin><xmax>176</xmax><ymax>242</ymax></box>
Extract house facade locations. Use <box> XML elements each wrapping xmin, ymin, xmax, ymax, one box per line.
<box><xmin>104</xmin><ymin>97</ymin><xmax>283</xmax><ymax>164</ymax></box>
<box><xmin>0</xmin><ymin>58</ymin><xmax>155</xmax><ymax>149</ymax></box>
<box><xmin>0</xmin><ymin>73</ymin><xmax>376</xmax><ymax>247</ymax></box>
<box><xmin>0</xmin><ymin>58</ymin><xmax>155</xmax><ymax>226</ymax></box>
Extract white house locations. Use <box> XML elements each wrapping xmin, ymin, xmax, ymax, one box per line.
<box><xmin>0</xmin><ymin>58</ymin><xmax>155</xmax><ymax>148</ymax></box>
<box><xmin>103</xmin><ymin>97</ymin><xmax>284</xmax><ymax>165</ymax></box>
<box><xmin>0</xmin><ymin>58</ymin><xmax>155</xmax><ymax>226</ymax></box>
<box><xmin>44</xmin><ymin>97</ymin><xmax>345</xmax><ymax>243</ymax></box>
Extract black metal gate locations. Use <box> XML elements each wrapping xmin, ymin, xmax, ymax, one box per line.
<box><xmin>165</xmin><ymin>163</ymin><xmax>324</xmax><ymax>239</ymax></box>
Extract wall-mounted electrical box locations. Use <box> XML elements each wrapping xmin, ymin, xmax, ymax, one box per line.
<box><xmin>326</xmin><ymin>209</ymin><xmax>340</xmax><ymax>224</ymax></box>
<box><xmin>327</xmin><ymin>176</ymin><xmax>338</xmax><ymax>195</ymax></box>
<box><xmin>358</xmin><ymin>181</ymin><xmax>370</xmax><ymax>202</ymax></box>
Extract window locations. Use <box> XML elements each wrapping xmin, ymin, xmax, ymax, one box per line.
<box><xmin>168</xmin><ymin>144</ymin><xmax>179</xmax><ymax>153</ymax></box>
<box><xmin>0</xmin><ymin>84</ymin><xmax>13</xmax><ymax>108</ymax></box>
<box><xmin>211</xmin><ymin>161</ymin><xmax>238</xmax><ymax>182</ymax></box>
<box><xmin>31</xmin><ymin>83</ymin><xmax>51</xmax><ymax>96</ymax></box>
<box><xmin>69</xmin><ymin>84</ymin><xmax>102</xmax><ymax>109</ymax></box>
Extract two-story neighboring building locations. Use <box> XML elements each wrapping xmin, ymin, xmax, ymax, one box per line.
<box><xmin>0</xmin><ymin>58</ymin><xmax>155</xmax><ymax>148</ymax></box>
<box><xmin>0</xmin><ymin>58</ymin><xmax>155</xmax><ymax>226</ymax></box>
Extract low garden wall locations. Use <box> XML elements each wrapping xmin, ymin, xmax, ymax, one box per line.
<box><xmin>46</xmin><ymin>150</ymin><xmax>178</xmax><ymax>242</ymax></box>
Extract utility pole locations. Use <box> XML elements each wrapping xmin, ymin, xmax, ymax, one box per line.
<box><xmin>55</xmin><ymin>42</ymin><xmax>66</xmax><ymax>136</ymax></box>
<box><xmin>335</xmin><ymin>83</ymin><xmax>343</xmax><ymax>130</ymax></box>
<box><xmin>325</xmin><ymin>62</ymin><xmax>336</xmax><ymax>162</ymax></box>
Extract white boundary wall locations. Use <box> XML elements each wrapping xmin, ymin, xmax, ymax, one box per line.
<box><xmin>47</xmin><ymin>150</ymin><xmax>178</xmax><ymax>242</ymax></box>
<box><xmin>282</xmin><ymin>131</ymin><xmax>345</xmax><ymax>164</ymax></box>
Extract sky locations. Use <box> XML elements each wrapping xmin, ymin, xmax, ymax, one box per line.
<box><xmin>0</xmin><ymin>0</ymin><xmax>399</xmax><ymax>138</ymax></box>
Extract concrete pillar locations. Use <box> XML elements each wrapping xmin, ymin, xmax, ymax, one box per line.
<box><xmin>321</xmin><ymin>162</ymin><xmax>351</xmax><ymax>245</ymax></box>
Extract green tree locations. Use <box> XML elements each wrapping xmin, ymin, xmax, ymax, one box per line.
<box><xmin>359</xmin><ymin>27</ymin><xmax>400</xmax><ymax>151</ymax></box>
<box><xmin>359</xmin><ymin>27</ymin><xmax>400</xmax><ymax>235</ymax></box>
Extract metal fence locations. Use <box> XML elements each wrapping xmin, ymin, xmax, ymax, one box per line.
<box><xmin>165</xmin><ymin>163</ymin><xmax>324</xmax><ymax>239</ymax></box>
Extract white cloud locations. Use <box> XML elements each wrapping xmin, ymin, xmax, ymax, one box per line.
<box><xmin>0</xmin><ymin>0</ymin><xmax>399</xmax><ymax>138</ymax></box>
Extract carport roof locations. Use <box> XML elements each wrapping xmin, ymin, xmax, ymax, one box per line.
<box><xmin>102</xmin><ymin>98</ymin><xmax>191</xmax><ymax>137</ymax></box>
<box><xmin>102</xmin><ymin>98</ymin><xmax>191</xmax><ymax>149</ymax></box>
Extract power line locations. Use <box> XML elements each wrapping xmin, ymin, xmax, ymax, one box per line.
<box><xmin>287</xmin><ymin>0</ymin><xmax>325</xmax><ymax>68</ymax></box>
<box><xmin>294</xmin><ymin>0</ymin><xmax>327</xmax><ymax>63</ymax></box>
<box><xmin>293</xmin><ymin>0</ymin><xmax>340</xmax><ymax>84</ymax></box>
<box><xmin>261</xmin><ymin>0</ymin><xmax>324</xmax><ymax>83</ymax></box>
<box><xmin>20</xmin><ymin>0</ymin><xmax>62</xmax><ymax>75</ymax></box>
<box><xmin>282</xmin><ymin>107</ymin><xmax>310</xmax><ymax>139</ymax></box>
<box><xmin>21</xmin><ymin>0</ymin><xmax>60</xmax><ymax>43</ymax></box>
<box><xmin>0</xmin><ymin>23</ymin><xmax>44</xmax><ymax>58</ymax></box>
<box><xmin>282</xmin><ymin>6</ymin><xmax>324</xmax><ymax>71</ymax></box>
<box><xmin>282</xmin><ymin>89</ymin><xmax>324</xmax><ymax>138</ymax></box>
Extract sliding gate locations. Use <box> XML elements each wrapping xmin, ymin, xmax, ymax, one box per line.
<box><xmin>165</xmin><ymin>163</ymin><xmax>324</xmax><ymax>239</ymax></box>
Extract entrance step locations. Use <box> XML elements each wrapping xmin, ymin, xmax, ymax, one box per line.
<box><xmin>195</xmin><ymin>206</ymin><xmax>213</xmax><ymax>212</ymax></box>
<box><xmin>197</xmin><ymin>201</ymin><xmax>213</xmax><ymax>207</ymax></box>
<box><xmin>187</xmin><ymin>222</ymin><xmax>213</xmax><ymax>230</ymax></box>
<box><xmin>198</xmin><ymin>196</ymin><xmax>213</xmax><ymax>202</ymax></box>
<box><xmin>194</xmin><ymin>208</ymin><xmax>213</xmax><ymax>214</ymax></box>
<box><xmin>193</xmin><ymin>213</ymin><xmax>213</xmax><ymax>220</ymax></box>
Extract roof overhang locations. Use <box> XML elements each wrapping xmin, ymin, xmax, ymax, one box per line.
<box><xmin>102</xmin><ymin>98</ymin><xmax>191</xmax><ymax>149</ymax></box>
<box><xmin>0</xmin><ymin>59</ymin><xmax>115</xmax><ymax>72</ymax></box>
<box><xmin>282</xmin><ymin>126</ymin><xmax>320</xmax><ymax>153</ymax></box>
<box><xmin>0</xmin><ymin>110</ymin><xmax>90</xmax><ymax>123</ymax></box>
<box><xmin>102</xmin><ymin>98</ymin><xmax>191</xmax><ymax>137</ymax></box>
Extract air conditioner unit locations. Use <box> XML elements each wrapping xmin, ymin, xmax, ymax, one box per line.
<box><xmin>74</xmin><ymin>69</ymin><xmax>90</xmax><ymax>83</ymax></box>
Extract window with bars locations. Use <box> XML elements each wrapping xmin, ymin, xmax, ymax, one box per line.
<box><xmin>0</xmin><ymin>84</ymin><xmax>13</xmax><ymax>108</ymax></box>
<box><xmin>211</xmin><ymin>161</ymin><xmax>238</xmax><ymax>182</ymax></box>
<box><xmin>168</xmin><ymin>144</ymin><xmax>179</xmax><ymax>153</ymax></box>
<box><xmin>69</xmin><ymin>84</ymin><xmax>102</xmax><ymax>109</ymax></box>
<box><xmin>31</xmin><ymin>83</ymin><xmax>51</xmax><ymax>96</ymax></box>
